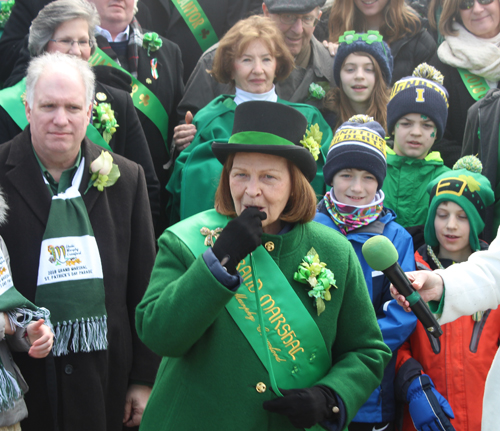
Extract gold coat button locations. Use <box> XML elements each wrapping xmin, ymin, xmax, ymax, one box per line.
<box><xmin>264</xmin><ymin>241</ymin><xmax>275</xmax><ymax>252</ymax></box>
<box><xmin>256</xmin><ymin>382</ymin><xmax>266</xmax><ymax>393</ymax></box>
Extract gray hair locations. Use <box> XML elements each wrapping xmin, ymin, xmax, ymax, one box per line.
<box><xmin>28</xmin><ymin>0</ymin><xmax>100</xmax><ymax>57</ymax></box>
<box><xmin>26</xmin><ymin>52</ymin><xmax>96</xmax><ymax>109</ymax></box>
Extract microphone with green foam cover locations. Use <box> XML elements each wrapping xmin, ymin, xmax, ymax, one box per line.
<box><xmin>362</xmin><ymin>236</ymin><xmax>443</xmax><ymax>338</ymax></box>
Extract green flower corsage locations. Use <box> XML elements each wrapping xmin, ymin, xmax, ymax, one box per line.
<box><xmin>93</xmin><ymin>103</ymin><xmax>118</xmax><ymax>144</ymax></box>
<box><xmin>300</xmin><ymin>124</ymin><xmax>323</xmax><ymax>161</ymax></box>
<box><xmin>293</xmin><ymin>248</ymin><xmax>337</xmax><ymax>316</ymax></box>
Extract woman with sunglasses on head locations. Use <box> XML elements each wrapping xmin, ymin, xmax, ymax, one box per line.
<box><xmin>328</xmin><ymin>0</ymin><xmax>436</xmax><ymax>84</ymax></box>
<box><xmin>428</xmin><ymin>0</ymin><xmax>500</xmax><ymax>168</ymax></box>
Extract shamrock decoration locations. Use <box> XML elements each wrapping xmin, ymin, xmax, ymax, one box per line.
<box><xmin>86</xmin><ymin>151</ymin><xmax>121</xmax><ymax>193</ymax></box>
<box><xmin>0</xmin><ymin>0</ymin><xmax>15</xmax><ymax>29</ymax></box>
<box><xmin>300</xmin><ymin>124</ymin><xmax>323</xmax><ymax>161</ymax></box>
<box><xmin>93</xmin><ymin>103</ymin><xmax>118</xmax><ymax>144</ymax></box>
<box><xmin>293</xmin><ymin>248</ymin><xmax>337</xmax><ymax>316</ymax></box>
<box><xmin>143</xmin><ymin>32</ymin><xmax>163</xmax><ymax>56</ymax></box>
<box><xmin>308</xmin><ymin>82</ymin><xmax>326</xmax><ymax>100</ymax></box>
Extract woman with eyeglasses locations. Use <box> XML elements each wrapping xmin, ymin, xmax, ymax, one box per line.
<box><xmin>428</xmin><ymin>0</ymin><xmax>500</xmax><ymax>168</ymax></box>
<box><xmin>0</xmin><ymin>0</ymin><xmax>161</xmax><ymax>232</ymax></box>
<box><xmin>327</xmin><ymin>0</ymin><xmax>437</xmax><ymax>84</ymax></box>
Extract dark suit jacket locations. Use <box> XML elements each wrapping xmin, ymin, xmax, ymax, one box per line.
<box><xmin>0</xmin><ymin>128</ymin><xmax>159</xmax><ymax>431</ymax></box>
<box><xmin>140</xmin><ymin>0</ymin><xmax>262</xmax><ymax>82</ymax></box>
<box><xmin>0</xmin><ymin>78</ymin><xmax>161</xmax><ymax>231</ymax></box>
<box><xmin>96</xmin><ymin>33</ymin><xmax>185</xmax><ymax>234</ymax></box>
<box><xmin>0</xmin><ymin>0</ymin><xmax>152</xmax><ymax>85</ymax></box>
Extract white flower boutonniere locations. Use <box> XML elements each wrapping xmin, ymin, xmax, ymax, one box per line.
<box><xmin>86</xmin><ymin>151</ymin><xmax>120</xmax><ymax>193</ymax></box>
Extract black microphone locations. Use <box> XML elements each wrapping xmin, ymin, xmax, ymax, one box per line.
<box><xmin>362</xmin><ymin>236</ymin><xmax>443</xmax><ymax>338</ymax></box>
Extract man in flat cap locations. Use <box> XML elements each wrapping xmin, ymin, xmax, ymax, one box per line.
<box><xmin>174</xmin><ymin>0</ymin><xmax>334</xmax><ymax>142</ymax></box>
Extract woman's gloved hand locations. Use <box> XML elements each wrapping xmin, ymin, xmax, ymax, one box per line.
<box><xmin>262</xmin><ymin>385</ymin><xmax>339</xmax><ymax>429</ymax></box>
<box><xmin>407</xmin><ymin>374</ymin><xmax>455</xmax><ymax>431</ymax></box>
<box><xmin>212</xmin><ymin>207</ymin><xmax>267</xmax><ymax>274</ymax></box>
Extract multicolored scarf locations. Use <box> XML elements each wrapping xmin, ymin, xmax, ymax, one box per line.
<box><xmin>95</xmin><ymin>17</ymin><xmax>143</xmax><ymax>78</ymax></box>
<box><xmin>324</xmin><ymin>189</ymin><xmax>384</xmax><ymax>235</ymax></box>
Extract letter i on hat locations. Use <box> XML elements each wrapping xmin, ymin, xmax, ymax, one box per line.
<box><xmin>387</xmin><ymin>63</ymin><xmax>449</xmax><ymax>141</ymax></box>
<box><xmin>425</xmin><ymin>156</ymin><xmax>495</xmax><ymax>252</ymax></box>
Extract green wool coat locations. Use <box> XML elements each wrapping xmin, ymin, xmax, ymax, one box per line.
<box><xmin>166</xmin><ymin>95</ymin><xmax>334</xmax><ymax>224</ymax></box>
<box><xmin>136</xmin><ymin>215</ymin><xmax>392</xmax><ymax>430</ymax></box>
<box><xmin>382</xmin><ymin>147</ymin><xmax>450</xmax><ymax>228</ymax></box>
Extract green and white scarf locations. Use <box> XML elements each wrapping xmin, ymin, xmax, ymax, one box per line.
<box><xmin>0</xmin><ymin>244</ymin><xmax>50</xmax><ymax>411</ymax></box>
<box><xmin>35</xmin><ymin>159</ymin><xmax>107</xmax><ymax>356</ymax></box>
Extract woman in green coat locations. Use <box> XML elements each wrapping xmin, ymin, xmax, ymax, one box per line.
<box><xmin>137</xmin><ymin>101</ymin><xmax>391</xmax><ymax>431</ymax></box>
<box><xmin>167</xmin><ymin>15</ymin><xmax>333</xmax><ymax>224</ymax></box>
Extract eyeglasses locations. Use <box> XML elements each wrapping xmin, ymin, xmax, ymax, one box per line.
<box><xmin>459</xmin><ymin>0</ymin><xmax>494</xmax><ymax>10</ymax></box>
<box><xmin>278</xmin><ymin>13</ymin><xmax>319</xmax><ymax>28</ymax></box>
<box><xmin>49</xmin><ymin>38</ymin><xmax>94</xmax><ymax>50</ymax></box>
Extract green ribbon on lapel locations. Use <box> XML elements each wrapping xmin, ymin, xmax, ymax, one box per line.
<box><xmin>0</xmin><ymin>78</ymin><xmax>112</xmax><ymax>152</ymax></box>
<box><xmin>170</xmin><ymin>0</ymin><xmax>218</xmax><ymax>52</ymax></box>
<box><xmin>168</xmin><ymin>210</ymin><xmax>331</xmax><ymax>392</ymax></box>
<box><xmin>88</xmin><ymin>48</ymin><xmax>169</xmax><ymax>150</ymax></box>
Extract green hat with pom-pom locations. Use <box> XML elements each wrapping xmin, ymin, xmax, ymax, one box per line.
<box><xmin>424</xmin><ymin>155</ymin><xmax>495</xmax><ymax>251</ymax></box>
<box><xmin>387</xmin><ymin>63</ymin><xmax>449</xmax><ymax>141</ymax></box>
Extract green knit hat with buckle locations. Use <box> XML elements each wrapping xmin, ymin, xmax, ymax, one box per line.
<box><xmin>425</xmin><ymin>156</ymin><xmax>495</xmax><ymax>251</ymax></box>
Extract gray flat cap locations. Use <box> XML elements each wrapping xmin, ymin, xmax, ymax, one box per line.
<box><xmin>264</xmin><ymin>0</ymin><xmax>326</xmax><ymax>14</ymax></box>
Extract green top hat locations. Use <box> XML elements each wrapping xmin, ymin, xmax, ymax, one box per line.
<box><xmin>212</xmin><ymin>101</ymin><xmax>318</xmax><ymax>182</ymax></box>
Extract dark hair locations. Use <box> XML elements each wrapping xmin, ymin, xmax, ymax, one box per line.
<box><xmin>209</xmin><ymin>15</ymin><xmax>294</xmax><ymax>86</ymax></box>
<box><xmin>214</xmin><ymin>154</ymin><xmax>317</xmax><ymax>223</ymax></box>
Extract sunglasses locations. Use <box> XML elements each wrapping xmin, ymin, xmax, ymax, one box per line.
<box><xmin>459</xmin><ymin>0</ymin><xmax>494</xmax><ymax>10</ymax></box>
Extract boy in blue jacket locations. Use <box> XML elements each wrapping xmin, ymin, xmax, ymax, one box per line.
<box><xmin>315</xmin><ymin>115</ymin><xmax>416</xmax><ymax>431</ymax></box>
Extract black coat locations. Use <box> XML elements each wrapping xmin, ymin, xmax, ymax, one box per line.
<box><xmin>462</xmin><ymin>88</ymin><xmax>500</xmax><ymax>243</ymax></box>
<box><xmin>0</xmin><ymin>0</ymin><xmax>151</xmax><ymax>85</ymax></box>
<box><xmin>390</xmin><ymin>26</ymin><xmax>437</xmax><ymax>84</ymax></box>
<box><xmin>0</xmin><ymin>128</ymin><xmax>159</xmax><ymax>431</ymax></box>
<box><xmin>95</xmin><ymin>33</ymin><xmax>185</xmax><ymax>235</ymax></box>
<box><xmin>139</xmin><ymin>0</ymin><xmax>262</xmax><ymax>82</ymax></box>
<box><xmin>429</xmin><ymin>54</ymin><xmax>482</xmax><ymax>168</ymax></box>
<box><xmin>0</xmin><ymin>79</ymin><xmax>161</xmax><ymax>230</ymax></box>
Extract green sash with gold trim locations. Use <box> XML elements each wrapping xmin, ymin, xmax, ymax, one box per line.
<box><xmin>88</xmin><ymin>48</ymin><xmax>169</xmax><ymax>149</ymax></box>
<box><xmin>171</xmin><ymin>0</ymin><xmax>218</xmax><ymax>52</ymax></box>
<box><xmin>458</xmin><ymin>68</ymin><xmax>490</xmax><ymax>101</ymax></box>
<box><xmin>168</xmin><ymin>210</ymin><xmax>332</xmax><ymax>392</ymax></box>
<box><xmin>0</xmin><ymin>78</ymin><xmax>113</xmax><ymax>152</ymax></box>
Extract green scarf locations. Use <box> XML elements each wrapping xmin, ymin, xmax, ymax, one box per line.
<box><xmin>35</xmin><ymin>160</ymin><xmax>107</xmax><ymax>356</ymax></box>
<box><xmin>0</xmin><ymin>243</ymin><xmax>50</xmax><ymax>411</ymax></box>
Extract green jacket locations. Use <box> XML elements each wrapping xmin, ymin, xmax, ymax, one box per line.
<box><xmin>382</xmin><ymin>147</ymin><xmax>450</xmax><ymax>227</ymax></box>
<box><xmin>166</xmin><ymin>95</ymin><xmax>333</xmax><ymax>224</ymax></box>
<box><xmin>136</xmin><ymin>215</ymin><xmax>391</xmax><ymax>430</ymax></box>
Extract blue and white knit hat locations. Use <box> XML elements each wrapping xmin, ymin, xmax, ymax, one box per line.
<box><xmin>323</xmin><ymin>115</ymin><xmax>387</xmax><ymax>189</ymax></box>
<box><xmin>387</xmin><ymin>63</ymin><xmax>449</xmax><ymax>140</ymax></box>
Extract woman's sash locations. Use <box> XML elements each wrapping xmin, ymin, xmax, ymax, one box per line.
<box><xmin>458</xmin><ymin>68</ymin><xmax>490</xmax><ymax>101</ymax></box>
<box><xmin>171</xmin><ymin>0</ymin><xmax>218</xmax><ymax>52</ymax></box>
<box><xmin>0</xmin><ymin>78</ymin><xmax>112</xmax><ymax>151</ymax></box>
<box><xmin>88</xmin><ymin>48</ymin><xmax>169</xmax><ymax>149</ymax></box>
<box><xmin>168</xmin><ymin>210</ymin><xmax>331</xmax><ymax>391</ymax></box>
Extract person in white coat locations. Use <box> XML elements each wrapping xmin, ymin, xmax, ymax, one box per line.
<box><xmin>391</xmin><ymin>226</ymin><xmax>500</xmax><ymax>431</ymax></box>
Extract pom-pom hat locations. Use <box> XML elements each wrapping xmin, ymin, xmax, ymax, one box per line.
<box><xmin>212</xmin><ymin>101</ymin><xmax>318</xmax><ymax>182</ymax></box>
<box><xmin>334</xmin><ymin>31</ymin><xmax>394</xmax><ymax>87</ymax></box>
<box><xmin>323</xmin><ymin>115</ymin><xmax>387</xmax><ymax>190</ymax></box>
<box><xmin>424</xmin><ymin>156</ymin><xmax>495</xmax><ymax>252</ymax></box>
<box><xmin>387</xmin><ymin>63</ymin><xmax>449</xmax><ymax>140</ymax></box>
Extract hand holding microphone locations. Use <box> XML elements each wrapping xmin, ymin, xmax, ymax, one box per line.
<box><xmin>362</xmin><ymin>236</ymin><xmax>442</xmax><ymax>338</ymax></box>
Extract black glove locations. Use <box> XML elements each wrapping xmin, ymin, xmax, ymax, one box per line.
<box><xmin>262</xmin><ymin>386</ymin><xmax>338</xmax><ymax>429</ymax></box>
<box><xmin>212</xmin><ymin>207</ymin><xmax>266</xmax><ymax>274</ymax></box>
